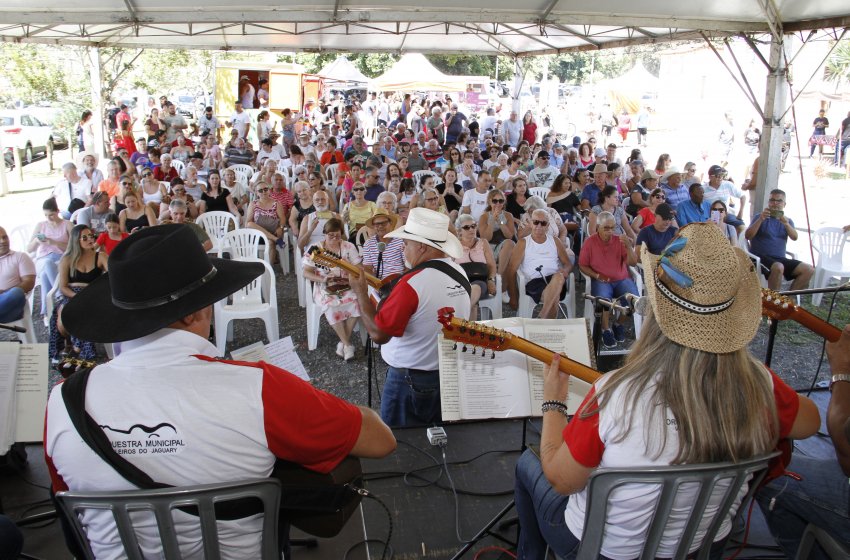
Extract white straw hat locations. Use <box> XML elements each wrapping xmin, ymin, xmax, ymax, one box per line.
<box><xmin>385</xmin><ymin>208</ymin><xmax>463</xmax><ymax>259</ymax></box>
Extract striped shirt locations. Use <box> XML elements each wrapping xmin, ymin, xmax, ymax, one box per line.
<box><xmin>361</xmin><ymin>236</ymin><xmax>405</xmax><ymax>279</ymax></box>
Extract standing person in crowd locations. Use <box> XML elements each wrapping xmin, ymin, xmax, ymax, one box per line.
<box><xmin>197</xmin><ymin>106</ymin><xmax>219</xmax><ymax>141</ymax></box>
<box><xmin>53</xmin><ymin>163</ymin><xmax>93</xmax><ymax>219</ymax></box>
<box><xmin>351</xmin><ymin>208</ymin><xmax>471</xmax><ymax>427</ymax></box>
<box><xmin>503</xmin><ymin>111</ymin><xmax>523</xmax><ymax>147</ymax></box>
<box><xmin>745</xmin><ymin>188</ymin><xmax>814</xmax><ymax>291</ymax></box>
<box><xmin>522</xmin><ymin>112</ymin><xmax>538</xmax><ymax>145</ymax></box>
<box><xmin>29</xmin><ymin>198</ymin><xmax>72</xmax><ymax>315</ymax></box>
<box><xmin>162</xmin><ymin>102</ymin><xmax>188</xmax><ymax>144</ymax></box>
<box><xmin>445</xmin><ymin>103</ymin><xmax>467</xmax><ymax>146</ymax></box>
<box><xmin>579</xmin><ymin>212</ymin><xmax>638</xmax><ymax>347</ymax></box>
<box><xmin>302</xmin><ymin>218</ymin><xmax>362</xmax><ymax>361</ymax></box>
<box><xmin>833</xmin><ymin>110</ymin><xmax>850</xmax><ymax>166</ymax></box>
<box><xmin>810</xmin><ymin>108</ymin><xmax>830</xmax><ymax>158</ymax></box>
<box><xmin>78</xmin><ymin>111</ymin><xmax>95</xmax><ymax>153</ymax></box>
<box><xmin>515</xmin><ymin>223</ymin><xmax>820</xmax><ymax>559</ymax></box>
<box><xmin>616</xmin><ymin>109</ymin><xmax>631</xmax><ymax>143</ymax></box>
<box><xmin>226</xmin><ymin>101</ymin><xmax>251</xmax><ymax>140</ymax></box>
<box><xmin>45</xmin><ymin>225</ymin><xmax>396</xmax><ymax>559</ymax></box>
<box><xmin>238</xmin><ymin>76</ymin><xmax>255</xmax><ymax>109</ymax></box>
<box><xmin>144</xmin><ymin>108</ymin><xmax>165</xmax><ymax>142</ymax></box>
<box><xmin>0</xmin><ymin>226</ymin><xmax>35</xmax><ymax>324</ymax></box>
<box><xmin>718</xmin><ymin>112</ymin><xmax>735</xmax><ymax>167</ymax></box>
<box><xmin>636</xmin><ymin>105</ymin><xmax>650</xmax><ymax>147</ymax></box>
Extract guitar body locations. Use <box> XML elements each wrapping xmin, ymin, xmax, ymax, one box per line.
<box><xmin>272</xmin><ymin>456</ymin><xmax>363</xmax><ymax>538</ymax></box>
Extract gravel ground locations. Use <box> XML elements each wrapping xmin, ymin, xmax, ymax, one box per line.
<box><xmin>4</xmin><ymin>261</ymin><xmax>843</xmax><ymax>406</ymax></box>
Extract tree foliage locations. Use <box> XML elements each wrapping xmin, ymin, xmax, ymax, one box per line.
<box><xmin>0</xmin><ymin>44</ymin><xmax>79</xmax><ymax>105</ymax></box>
<box><xmin>825</xmin><ymin>39</ymin><xmax>850</xmax><ymax>85</ymax></box>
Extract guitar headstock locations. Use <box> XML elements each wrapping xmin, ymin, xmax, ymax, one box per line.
<box><xmin>761</xmin><ymin>288</ymin><xmax>796</xmax><ymax>321</ymax></box>
<box><xmin>307</xmin><ymin>245</ymin><xmax>342</xmax><ymax>271</ymax></box>
<box><xmin>437</xmin><ymin>307</ymin><xmax>513</xmax><ymax>354</ymax></box>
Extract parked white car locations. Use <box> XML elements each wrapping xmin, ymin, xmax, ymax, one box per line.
<box><xmin>1</xmin><ymin>109</ymin><xmax>55</xmax><ymax>168</ymax></box>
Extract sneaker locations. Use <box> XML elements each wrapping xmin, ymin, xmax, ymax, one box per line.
<box><xmin>612</xmin><ymin>323</ymin><xmax>626</xmax><ymax>343</ymax></box>
<box><xmin>343</xmin><ymin>344</ymin><xmax>355</xmax><ymax>361</ymax></box>
<box><xmin>336</xmin><ymin>341</ymin><xmax>345</xmax><ymax>358</ymax></box>
<box><xmin>502</xmin><ymin>291</ymin><xmax>510</xmax><ymax>304</ymax></box>
<box><xmin>601</xmin><ymin>329</ymin><xmax>616</xmax><ymax>348</ymax></box>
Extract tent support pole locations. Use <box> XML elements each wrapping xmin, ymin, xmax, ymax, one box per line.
<box><xmin>88</xmin><ymin>46</ymin><xmax>107</xmax><ymax>159</ymax></box>
<box><xmin>754</xmin><ymin>34</ymin><xmax>789</xmax><ymax>213</ymax></box>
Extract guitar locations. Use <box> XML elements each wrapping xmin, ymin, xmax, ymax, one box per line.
<box><xmin>437</xmin><ymin>307</ymin><xmax>602</xmax><ymax>385</ymax></box>
<box><xmin>307</xmin><ymin>245</ymin><xmax>400</xmax><ymax>301</ymax></box>
<box><xmin>761</xmin><ymin>289</ymin><xmax>842</xmax><ymax>342</ymax></box>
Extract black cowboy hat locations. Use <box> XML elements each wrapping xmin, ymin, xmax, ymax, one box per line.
<box><xmin>62</xmin><ymin>224</ymin><xmax>263</xmax><ymax>343</ymax></box>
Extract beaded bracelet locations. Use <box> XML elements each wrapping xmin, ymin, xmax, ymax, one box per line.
<box><xmin>541</xmin><ymin>400</ymin><xmax>569</xmax><ymax>417</ymax></box>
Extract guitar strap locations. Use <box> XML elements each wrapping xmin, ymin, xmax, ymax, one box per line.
<box><xmin>377</xmin><ymin>258</ymin><xmax>472</xmax><ymax>313</ymax></box>
<box><xmin>60</xmin><ymin>368</ymin><xmax>260</xmax><ymax>520</ymax></box>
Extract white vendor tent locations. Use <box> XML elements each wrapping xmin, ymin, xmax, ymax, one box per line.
<box><xmin>318</xmin><ymin>56</ymin><xmax>370</xmax><ymax>85</ymax></box>
<box><xmin>369</xmin><ymin>53</ymin><xmax>467</xmax><ymax>92</ymax></box>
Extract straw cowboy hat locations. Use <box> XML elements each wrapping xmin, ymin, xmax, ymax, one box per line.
<box><xmin>385</xmin><ymin>207</ymin><xmax>463</xmax><ymax>259</ymax></box>
<box><xmin>640</xmin><ymin>223</ymin><xmax>761</xmax><ymax>353</ymax></box>
<box><xmin>62</xmin><ymin>224</ymin><xmax>263</xmax><ymax>343</ymax></box>
<box><xmin>365</xmin><ymin>209</ymin><xmax>398</xmax><ymax>230</ymax></box>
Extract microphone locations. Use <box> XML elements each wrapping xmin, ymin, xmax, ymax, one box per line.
<box><xmin>0</xmin><ymin>323</ymin><xmax>27</xmax><ymax>334</ymax></box>
<box><xmin>583</xmin><ymin>294</ymin><xmax>629</xmax><ymax>314</ymax></box>
<box><xmin>376</xmin><ymin>241</ymin><xmax>386</xmax><ymax>278</ymax></box>
<box><xmin>623</xmin><ymin>293</ymin><xmax>650</xmax><ymax>316</ymax></box>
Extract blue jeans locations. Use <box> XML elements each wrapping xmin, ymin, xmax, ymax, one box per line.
<box><xmin>0</xmin><ymin>287</ymin><xmax>26</xmax><ymax>323</ymax></box>
<box><xmin>36</xmin><ymin>253</ymin><xmax>61</xmax><ymax>315</ymax></box>
<box><xmin>380</xmin><ymin>366</ymin><xmax>441</xmax><ymax>428</ymax></box>
<box><xmin>590</xmin><ymin>277</ymin><xmax>638</xmax><ymax>304</ymax></box>
<box><xmin>756</xmin><ymin>454</ymin><xmax>850</xmax><ymax>559</ymax></box>
<box><xmin>0</xmin><ymin>514</ymin><xmax>23</xmax><ymax>560</ymax></box>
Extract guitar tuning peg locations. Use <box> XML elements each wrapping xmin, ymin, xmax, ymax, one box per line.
<box><xmin>490</xmin><ymin>351</ymin><xmax>495</xmax><ymax>359</ymax></box>
<box><xmin>471</xmin><ymin>346</ymin><xmax>476</xmax><ymax>355</ymax></box>
<box><xmin>462</xmin><ymin>344</ymin><xmax>467</xmax><ymax>352</ymax></box>
<box><xmin>452</xmin><ymin>342</ymin><xmax>457</xmax><ymax>350</ymax></box>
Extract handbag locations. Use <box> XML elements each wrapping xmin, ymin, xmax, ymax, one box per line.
<box><xmin>460</xmin><ymin>262</ymin><xmax>489</xmax><ymax>283</ymax></box>
<box><xmin>324</xmin><ymin>275</ymin><xmax>351</xmax><ymax>294</ymax></box>
<box><xmin>67</xmin><ymin>181</ymin><xmax>86</xmax><ymax>214</ymax></box>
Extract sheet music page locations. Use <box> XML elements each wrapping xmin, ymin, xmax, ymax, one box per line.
<box><xmin>264</xmin><ymin>337</ymin><xmax>310</xmax><ymax>382</ymax></box>
<box><xmin>0</xmin><ymin>342</ymin><xmax>21</xmax><ymax>454</ymax></box>
<box><xmin>437</xmin><ymin>335</ymin><xmax>461</xmax><ymax>422</ymax></box>
<box><xmin>14</xmin><ymin>344</ymin><xmax>48</xmax><ymax>442</ymax></box>
<box><xmin>522</xmin><ymin>319</ymin><xmax>593</xmax><ymax>414</ymax></box>
<box><xmin>229</xmin><ymin>341</ymin><xmax>269</xmax><ymax>363</ymax></box>
<box><xmin>456</xmin><ymin>325</ymin><xmax>532</xmax><ymax>419</ymax></box>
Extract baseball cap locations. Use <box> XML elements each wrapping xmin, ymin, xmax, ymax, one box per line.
<box><xmin>594</xmin><ymin>147</ymin><xmax>607</xmax><ymax>157</ymax></box>
<box><xmin>537</xmin><ymin>150</ymin><xmax>550</xmax><ymax>159</ymax></box>
<box><xmin>708</xmin><ymin>165</ymin><xmax>727</xmax><ymax>176</ymax></box>
<box><xmin>655</xmin><ymin>203</ymin><xmax>674</xmax><ymax>220</ymax></box>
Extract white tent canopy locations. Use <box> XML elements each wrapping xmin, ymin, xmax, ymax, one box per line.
<box><xmin>370</xmin><ymin>53</ymin><xmax>467</xmax><ymax>92</ymax></box>
<box><xmin>318</xmin><ymin>56</ymin><xmax>369</xmax><ymax>84</ymax></box>
<box><xmin>0</xmin><ymin>1</ymin><xmax>847</xmax><ymax>56</ymax></box>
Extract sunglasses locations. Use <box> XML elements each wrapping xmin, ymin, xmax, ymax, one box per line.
<box><xmin>80</xmin><ymin>234</ymin><xmax>96</xmax><ymax>241</ymax></box>
<box><xmin>352</xmin><ymin>187</ymin><xmax>366</xmax><ymax>192</ymax></box>
<box><xmin>424</xmin><ymin>197</ymin><xmax>439</xmax><ymax>202</ymax></box>
<box><xmin>539</xmin><ymin>156</ymin><xmax>549</xmax><ymax>160</ymax></box>
<box><xmin>532</xmin><ymin>220</ymin><xmax>549</xmax><ymax>226</ymax></box>
<box><xmin>121</xmin><ymin>181</ymin><xmax>133</xmax><ymax>186</ymax></box>
<box><xmin>172</xmin><ymin>188</ymin><xmax>185</xmax><ymax>194</ymax></box>
<box><xmin>712</xmin><ymin>208</ymin><xmax>726</xmax><ymax>213</ymax></box>
<box><xmin>653</xmin><ymin>194</ymin><xmax>665</xmax><ymax>199</ymax></box>
<box><xmin>460</xmin><ymin>224</ymin><xmax>476</xmax><ymax>230</ymax></box>
<box><xmin>372</xmin><ymin>221</ymin><xmax>390</xmax><ymax>227</ymax></box>
<box><xmin>257</xmin><ymin>187</ymin><xmax>270</xmax><ymax>192</ymax></box>
<box><xmin>491</xmin><ymin>199</ymin><xmax>505</xmax><ymax>204</ymax></box>
<box><xmin>141</xmin><ymin>173</ymin><xmax>152</xmax><ymax>177</ymax></box>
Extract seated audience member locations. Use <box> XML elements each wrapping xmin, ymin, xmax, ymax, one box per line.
<box><xmin>78</xmin><ymin>152</ymin><xmax>104</xmax><ymax>190</ymax></box>
<box><xmin>138</xmin><ymin>168</ymin><xmax>167</xmax><ymax>214</ymax></box>
<box><xmin>545</xmin><ymin>174</ymin><xmax>582</xmax><ymax>237</ymax></box>
<box><xmin>256</xmin><ymin>138</ymin><xmax>282</xmax><ymax>167</ymax></box>
<box><xmin>250</xmin><ymin>159</ymin><xmax>278</xmax><ymax>188</ymax></box>
<box><xmin>289</xmin><ymin>181</ymin><xmax>315</xmax><ymax>234</ymax></box>
<box><xmin>119</xmin><ymin>189</ymin><xmax>156</xmax><ymax>234</ymax></box>
<box><xmin>744</xmin><ymin>189</ymin><xmax>814</xmax><ymax>290</ymax></box>
<box><xmin>635</xmin><ymin>203</ymin><xmax>677</xmax><ymax>255</ymax></box>
<box><xmin>518</xmin><ymin>196</ymin><xmax>568</xmax><ymax>247</ymax></box>
<box><xmin>709</xmin><ymin>201</ymin><xmax>739</xmax><ymax>246</ymax></box>
<box><xmin>362</xmin><ymin>166</ymin><xmax>385</xmax><ymax>202</ymax></box>
<box><xmin>527</xmin><ymin>150</ymin><xmax>560</xmax><ymax>190</ymax></box>
<box><xmin>152</xmin><ymin>153</ymin><xmax>179</xmax><ymax>182</ymax></box>
<box><xmin>53</xmin><ymin>163</ymin><xmax>94</xmax><ymax>220</ymax></box>
<box><xmin>269</xmin><ymin>173</ymin><xmax>295</xmax><ymax>217</ymax></box>
<box><xmin>95</xmin><ymin>214</ymin><xmax>128</xmax><ymax>255</ymax></box>
<box><xmin>580</xmin><ymin>164</ymin><xmax>608</xmax><ymax>210</ymax></box>
<box><xmin>375</xmin><ymin>191</ymin><xmax>401</xmax><ymax>222</ymax></box>
<box><xmin>478</xmin><ymin>189</ymin><xmax>516</xmax><ymax>292</ymax></box>
<box><xmin>160</xmin><ymin>199</ymin><xmax>212</xmax><ymax>251</ymax></box>
<box><xmin>757</xmin><ymin>323</ymin><xmax>850</xmax><ymax>557</ymax></box>
<box><xmin>505</xmin><ymin>175</ymin><xmax>531</xmax><ymax>220</ymax></box>
<box><xmin>360</xmin><ymin>210</ymin><xmax>404</xmax><ymax>282</ymax></box>
<box><xmin>342</xmin><ymin>182</ymin><xmax>378</xmax><ymax>243</ymax></box>
<box><xmin>48</xmin><ymin>225</ymin><xmax>107</xmax><ymax>363</ymax></box>
<box><xmin>406</xmin><ymin>143</ymin><xmax>429</xmax><ymax>173</ymax></box>
<box><xmin>245</xmin><ymin>181</ymin><xmax>287</xmax><ymax>263</ymax></box>
<box><xmin>75</xmin><ymin>191</ymin><xmax>112</xmax><ymax>235</ymax></box>
<box><xmin>97</xmin><ymin>160</ymin><xmax>123</xmax><ymax>199</ymax></box>
<box><xmin>45</xmin><ymin>225</ymin><xmax>396</xmax><ymax>559</ymax></box>
<box><xmin>578</xmin><ymin>211</ymin><xmax>638</xmax><ymax>348</ymax></box>
<box><xmin>660</xmin><ymin>166</ymin><xmax>689</xmax><ymax>211</ymax></box>
<box><xmin>506</xmin><ymin>209</ymin><xmax>574</xmax><ymax>319</ymax></box>
<box><xmin>454</xmin><ymin>214</ymin><xmax>497</xmax><ymax>321</ymax></box>
<box><xmin>302</xmin><ymin>218</ymin><xmax>362</xmax><ymax>361</ymax></box>
<box><xmin>159</xmin><ymin>179</ymin><xmax>198</xmax><ymax>221</ymax></box>
<box><xmin>676</xmin><ymin>183</ymin><xmax>711</xmax><ymax>227</ymax></box>
<box><xmin>515</xmin><ymin>223</ymin><xmax>819</xmax><ymax>559</ymax></box>
<box><xmin>589</xmin><ymin>185</ymin><xmax>636</xmax><ymax>242</ymax></box>
<box><xmin>298</xmin><ymin>191</ymin><xmax>339</xmax><ymax>254</ymax></box>
<box><xmin>461</xmin><ymin>170</ymin><xmax>494</xmax><ymax>221</ymax></box>
<box><xmin>0</xmin><ymin>226</ymin><xmax>35</xmax><ymax>323</ymax></box>
<box><xmin>182</xmin><ymin>165</ymin><xmax>205</xmax><ymax>201</ymax></box>
<box><xmin>437</xmin><ymin>168</ymin><xmax>463</xmax><ymax>219</ymax></box>
<box><xmin>626</xmin><ymin>168</ymin><xmax>657</xmax><ymax>217</ymax></box>
<box><xmin>29</xmin><ymin>198</ymin><xmax>71</xmax><ymax>315</ymax></box>
<box><xmin>703</xmin><ymin>165</ymin><xmax>747</xmax><ymax>233</ymax></box>
<box><xmin>223</xmin><ymin>137</ymin><xmax>254</xmax><ymax>167</ymax></box>
<box><xmin>197</xmin><ymin>169</ymin><xmax>238</xmax><ymax>216</ymax></box>
<box><xmin>630</xmin><ymin>188</ymin><xmax>669</xmax><ymax>232</ymax></box>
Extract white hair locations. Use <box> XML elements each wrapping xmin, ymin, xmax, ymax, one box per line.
<box><xmin>597</xmin><ymin>211</ymin><xmax>616</xmax><ymax>226</ymax></box>
<box><xmin>523</xmin><ymin>195</ymin><xmax>546</xmax><ymax>212</ymax></box>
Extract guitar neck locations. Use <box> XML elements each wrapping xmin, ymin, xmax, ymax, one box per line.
<box><xmin>323</xmin><ymin>257</ymin><xmax>383</xmax><ymax>289</ymax></box>
<box><xmin>787</xmin><ymin>305</ymin><xmax>842</xmax><ymax>342</ymax></box>
<box><xmin>507</xmin><ymin>336</ymin><xmax>601</xmax><ymax>385</ymax></box>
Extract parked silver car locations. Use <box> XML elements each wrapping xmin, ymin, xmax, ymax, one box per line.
<box><xmin>1</xmin><ymin>110</ymin><xmax>56</xmax><ymax>168</ymax></box>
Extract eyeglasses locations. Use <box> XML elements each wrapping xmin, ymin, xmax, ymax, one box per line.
<box><xmin>372</xmin><ymin>221</ymin><xmax>390</xmax><ymax>228</ymax></box>
<box><xmin>768</xmin><ymin>198</ymin><xmax>785</xmax><ymax>204</ymax></box>
<box><xmin>532</xmin><ymin>220</ymin><xmax>549</xmax><ymax>226</ymax></box>
<box><xmin>460</xmin><ymin>224</ymin><xmax>476</xmax><ymax>230</ymax></box>
<box><xmin>352</xmin><ymin>187</ymin><xmax>366</xmax><ymax>192</ymax></box>
<box><xmin>653</xmin><ymin>194</ymin><xmax>665</xmax><ymax>199</ymax></box>
<box><xmin>80</xmin><ymin>234</ymin><xmax>96</xmax><ymax>241</ymax></box>
<box><xmin>712</xmin><ymin>208</ymin><xmax>726</xmax><ymax>213</ymax></box>
<box><xmin>257</xmin><ymin>187</ymin><xmax>270</xmax><ymax>192</ymax></box>
<box><xmin>297</xmin><ymin>171</ymin><xmax>306</xmax><ymax>175</ymax></box>
<box><xmin>491</xmin><ymin>199</ymin><xmax>505</xmax><ymax>204</ymax></box>
<box><xmin>424</xmin><ymin>197</ymin><xmax>439</xmax><ymax>202</ymax></box>
<box><xmin>172</xmin><ymin>188</ymin><xmax>185</xmax><ymax>194</ymax></box>
<box><xmin>141</xmin><ymin>173</ymin><xmax>152</xmax><ymax>178</ymax></box>
<box><xmin>121</xmin><ymin>181</ymin><xmax>133</xmax><ymax>186</ymax></box>
<box><xmin>539</xmin><ymin>156</ymin><xmax>549</xmax><ymax>160</ymax></box>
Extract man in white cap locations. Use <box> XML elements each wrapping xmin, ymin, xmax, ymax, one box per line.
<box><xmin>352</xmin><ymin>208</ymin><xmax>472</xmax><ymax>428</ymax></box>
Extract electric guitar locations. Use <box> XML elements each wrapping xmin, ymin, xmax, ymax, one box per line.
<box><xmin>437</xmin><ymin>307</ymin><xmax>602</xmax><ymax>385</ymax></box>
<box><xmin>761</xmin><ymin>289</ymin><xmax>842</xmax><ymax>342</ymax></box>
<box><xmin>307</xmin><ymin>245</ymin><xmax>400</xmax><ymax>302</ymax></box>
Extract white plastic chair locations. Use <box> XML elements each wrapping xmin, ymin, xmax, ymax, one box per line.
<box><xmin>810</xmin><ymin>227</ymin><xmax>850</xmax><ymax>306</ymax></box>
<box><xmin>324</xmin><ymin>163</ymin><xmax>340</xmax><ymax>189</ymax></box>
<box><xmin>213</xmin><ymin>258</ymin><xmax>278</xmax><ymax>356</ymax></box>
<box><xmin>477</xmin><ymin>274</ymin><xmax>503</xmax><ymax>320</ymax></box>
<box><xmin>292</xmin><ymin>231</ymin><xmax>306</xmax><ymax>308</ymax></box>
<box><xmin>529</xmin><ymin>186</ymin><xmax>550</xmax><ymax>200</ymax></box>
<box><xmin>195</xmin><ymin>211</ymin><xmax>238</xmax><ymax>256</ymax></box>
<box><xmin>219</xmin><ymin>229</ymin><xmax>270</xmax><ymax>264</ymax></box>
<box><xmin>227</xmin><ymin>164</ymin><xmax>254</xmax><ymax>186</ymax></box>
<box><xmin>412</xmin><ymin>169</ymin><xmax>438</xmax><ymax>186</ymax></box>
<box><xmin>171</xmin><ymin>159</ymin><xmax>186</xmax><ymax>177</ymax></box>
<box><xmin>738</xmin><ymin>231</ymin><xmax>800</xmax><ymax>304</ymax></box>
<box><xmin>304</xmin><ymin>278</ymin><xmax>367</xmax><ymax>351</ymax></box>
<box><xmin>8</xmin><ymin>291</ymin><xmax>36</xmax><ymax>344</ymax></box>
<box><xmin>517</xmin><ymin>268</ymin><xmax>575</xmax><ymax>319</ymax></box>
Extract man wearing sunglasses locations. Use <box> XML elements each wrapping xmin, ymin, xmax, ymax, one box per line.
<box><xmin>528</xmin><ymin>150</ymin><xmax>559</xmax><ymax>190</ymax></box>
<box><xmin>505</xmin><ymin>209</ymin><xmax>573</xmax><ymax>318</ymax></box>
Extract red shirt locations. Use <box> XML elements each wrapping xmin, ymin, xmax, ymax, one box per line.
<box><xmin>578</xmin><ymin>233</ymin><xmax>629</xmax><ymax>282</ymax></box>
<box><xmin>96</xmin><ymin>232</ymin><xmax>129</xmax><ymax>255</ymax></box>
<box><xmin>269</xmin><ymin>188</ymin><xmax>295</xmax><ymax>216</ymax></box>
<box><xmin>153</xmin><ymin>166</ymin><xmax>179</xmax><ymax>182</ymax></box>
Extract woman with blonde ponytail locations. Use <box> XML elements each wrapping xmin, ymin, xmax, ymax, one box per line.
<box><xmin>514</xmin><ymin>223</ymin><xmax>820</xmax><ymax>560</ymax></box>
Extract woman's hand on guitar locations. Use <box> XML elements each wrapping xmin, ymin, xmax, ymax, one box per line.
<box><xmin>543</xmin><ymin>353</ymin><xmax>571</xmax><ymax>403</ymax></box>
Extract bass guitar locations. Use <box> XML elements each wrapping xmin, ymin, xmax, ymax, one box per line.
<box><xmin>761</xmin><ymin>289</ymin><xmax>842</xmax><ymax>342</ymax></box>
<box><xmin>307</xmin><ymin>245</ymin><xmax>400</xmax><ymax>302</ymax></box>
<box><xmin>437</xmin><ymin>307</ymin><xmax>602</xmax><ymax>385</ymax></box>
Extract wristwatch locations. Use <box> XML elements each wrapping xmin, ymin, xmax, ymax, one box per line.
<box><xmin>830</xmin><ymin>374</ymin><xmax>850</xmax><ymax>391</ymax></box>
